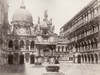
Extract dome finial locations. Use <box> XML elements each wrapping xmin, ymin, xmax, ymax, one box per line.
<box><xmin>20</xmin><ymin>0</ymin><xmax>26</xmax><ymax>9</ymax></box>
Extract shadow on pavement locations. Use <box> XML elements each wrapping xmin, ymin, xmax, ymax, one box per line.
<box><xmin>0</xmin><ymin>64</ymin><xmax>25</xmax><ymax>73</ymax></box>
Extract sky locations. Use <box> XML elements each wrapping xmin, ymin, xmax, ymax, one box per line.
<box><xmin>8</xmin><ymin>0</ymin><xmax>92</xmax><ymax>35</ymax></box>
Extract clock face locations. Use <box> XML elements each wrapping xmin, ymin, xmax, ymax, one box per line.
<box><xmin>19</xmin><ymin>28</ymin><xmax>26</xmax><ymax>34</ymax></box>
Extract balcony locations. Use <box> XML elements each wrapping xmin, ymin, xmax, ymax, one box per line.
<box><xmin>35</xmin><ymin>41</ymin><xmax>56</xmax><ymax>45</ymax></box>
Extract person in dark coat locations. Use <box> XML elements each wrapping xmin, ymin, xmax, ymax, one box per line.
<box><xmin>8</xmin><ymin>52</ymin><xmax>13</xmax><ymax>65</ymax></box>
<box><xmin>30</xmin><ymin>54</ymin><xmax>35</xmax><ymax>64</ymax></box>
<box><xmin>20</xmin><ymin>53</ymin><xmax>24</xmax><ymax>64</ymax></box>
<box><xmin>55</xmin><ymin>57</ymin><xmax>59</xmax><ymax>64</ymax></box>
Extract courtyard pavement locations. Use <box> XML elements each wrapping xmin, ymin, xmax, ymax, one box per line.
<box><xmin>0</xmin><ymin>61</ymin><xmax>100</xmax><ymax>75</ymax></box>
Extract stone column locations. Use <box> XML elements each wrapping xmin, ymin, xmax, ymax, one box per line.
<box><xmin>38</xmin><ymin>49</ymin><xmax>41</xmax><ymax>56</ymax></box>
<box><xmin>73</xmin><ymin>46</ymin><xmax>76</xmax><ymax>63</ymax></box>
<box><xmin>98</xmin><ymin>21</ymin><xmax>100</xmax><ymax>49</ymax></box>
<box><xmin>60</xmin><ymin>46</ymin><xmax>62</xmax><ymax>52</ymax></box>
<box><xmin>29</xmin><ymin>46</ymin><xmax>30</xmax><ymax>51</ymax></box>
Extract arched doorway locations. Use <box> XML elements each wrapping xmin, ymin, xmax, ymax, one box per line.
<box><xmin>8</xmin><ymin>53</ymin><xmax>13</xmax><ymax>65</ymax></box>
<box><xmin>25</xmin><ymin>53</ymin><xmax>30</xmax><ymax>62</ymax></box>
<box><xmin>77</xmin><ymin>55</ymin><xmax>81</xmax><ymax>63</ymax></box>
<box><xmin>13</xmin><ymin>53</ymin><xmax>19</xmax><ymax>64</ymax></box>
<box><xmin>90</xmin><ymin>54</ymin><xmax>94</xmax><ymax>64</ymax></box>
<box><xmin>19</xmin><ymin>53</ymin><xmax>24</xmax><ymax>64</ymax></box>
<box><xmin>94</xmin><ymin>53</ymin><xmax>98</xmax><ymax>64</ymax></box>
<box><xmin>30</xmin><ymin>54</ymin><xmax>35</xmax><ymax>64</ymax></box>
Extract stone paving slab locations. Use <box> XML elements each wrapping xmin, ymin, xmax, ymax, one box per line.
<box><xmin>0</xmin><ymin>62</ymin><xmax>100</xmax><ymax>75</ymax></box>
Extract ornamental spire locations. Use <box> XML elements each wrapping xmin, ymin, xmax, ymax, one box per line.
<box><xmin>44</xmin><ymin>9</ymin><xmax>48</xmax><ymax>18</ymax></box>
<box><xmin>43</xmin><ymin>9</ymin><xmax>48</xmax><ymax>21</ymax></box>
<box><xmin>38</xmin><ymin>16</ymin><xmax>40</xmax><ymax>24</ymax></box>
<box><xmin>20</xmin><ymin>0</ymin><xmax>26</xmax><ymax>9</ymax></box>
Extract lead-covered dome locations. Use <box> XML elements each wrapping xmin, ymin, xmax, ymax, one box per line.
<box><xmin>12</xmin><ymin>3</ymin><xmax>33</xmax><ymax>23</ymax></box>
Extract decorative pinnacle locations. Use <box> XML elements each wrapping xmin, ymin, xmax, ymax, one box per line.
<box><xmin>44</xmin><ymin>9</ymin><xmax>48</xmax><ymax>17</ymax></box>
<box><xmin>38</xmin><ymin>16</ymin><xmax>40</xmax><ymax>24</ymax></box>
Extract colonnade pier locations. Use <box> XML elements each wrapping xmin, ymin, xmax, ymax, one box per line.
<box><xmin>7</xmin><ymin>43</ymin><xmax>57</xmax><ymax>65</ymax></box>
<box><xmin>7</xmin><ymin>52</ymin><xmax>35</xmax><ymax>65</ymax></box>
<box><xmin>74</xmin><ymin>51</ymin><xmax>99</xmax><ymax>64</ymax></box>
<box><xmin>7</xmin><ymin>53</ymin><xmax>58</xmax><ymax>65</ymax></box>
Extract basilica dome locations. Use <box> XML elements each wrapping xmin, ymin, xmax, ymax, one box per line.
<box><xmin>12</xmin><ymin>3</ymin><xmax>33</xmax><ymax>23</ymax></box>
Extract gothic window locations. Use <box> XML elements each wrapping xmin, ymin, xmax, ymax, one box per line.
<box><xmin>14</xmin><ymin>40</ymin><xmax>19</xmax><ymax>50</ymax></box>
<box><xmin>8</xmin><ymin>40</ymin><xmax>13</xmax><ymax>48</ymax></box>
<box><xmin>31</xmin><ymin>41</ymin><xmax>34</xmax><ymax>48</ymax></box>
<box><xmin>20</xmin><ymin>40</ymin><xmax>24</xmax><ymax>48</ymax></box>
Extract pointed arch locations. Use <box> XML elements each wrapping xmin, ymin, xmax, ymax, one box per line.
<box><xmin>20</xmin><ymin>40</ymin><xmax>24</xmax><ymax>48</ymax></box>
<box><xmin>8</xmin><ymin>40</ymin><xmax>13</xmax><ymax>48</ymax></box>
<box><xmin>31</xmin><ymin>41</ymin><xmax>34</xmax><ymax>48</ymax></box>
<box><xmin>94</xmin><ymin>53</ymin><xmax>98</xmax><ymax>64</ymax></box>
<box><xmin>77</xmin><ymin>55</ymin><xmax>81</xmax><ymax>63</ymax></box>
